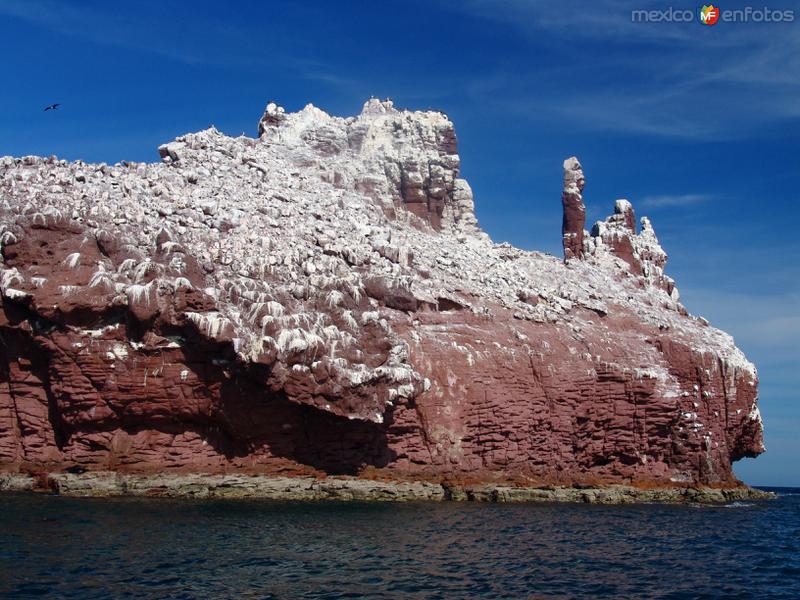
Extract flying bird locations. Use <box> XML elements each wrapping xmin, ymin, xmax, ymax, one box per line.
<box><xmin>43</xmin><ymin>103</ymin><xmax>60</xmax><ymax>111</ymax></box>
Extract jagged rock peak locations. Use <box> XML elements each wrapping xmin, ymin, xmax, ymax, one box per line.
<box><xmin>560</xmin><ymin>158</ymin><xmax>677</xmax><ymax>299</ymax></box>
<box><xmin>613</xmin><ymin>199</ymin><xmax>636</xmax><ymax>233</ymax></box>
<box><xmin>359</xmin><ymin>97</ymin><xmax>397</xmax><ymax>116</ymax></box>
<box><xmin>254</xmin><ymin>98</ymin><xmax>477</xmax><ymax>234</ymax></box>
<box><xmin>585</xmin><ymin>200</ymin><xmax>676</xmax><ymax>298</ymax></box>
<box><xmin>257</xmin><ymin>101</ymin><xmax>287</xmax><ymax>134</ymax></box>
<box><xmin>561</xmin><ymin>156</ymin><xmax>586</xmax><ymax>261</ymax></box>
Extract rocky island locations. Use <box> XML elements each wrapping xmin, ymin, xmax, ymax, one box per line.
<box><xmin>0</xmin><ymin>99</ymin><xmax>767</xmax><ymax>502</ymax></box>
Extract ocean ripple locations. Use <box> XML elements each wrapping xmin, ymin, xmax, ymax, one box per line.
<box><xmin>0</xmin><ymin>488</ymin><xmax>798</xmax><ymax>599</ymax></box>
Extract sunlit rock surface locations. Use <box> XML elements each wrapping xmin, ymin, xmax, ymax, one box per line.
<box><xmin>0</xmin><ymin>99</ymin><xmax>763</xmax><ymax>488</ymax></box>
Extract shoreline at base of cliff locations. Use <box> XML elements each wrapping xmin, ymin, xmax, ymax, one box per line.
<box><xmin>0</xmin><ymin>472</ymin><xmax>774</xmax><ymax>504</ymax></box>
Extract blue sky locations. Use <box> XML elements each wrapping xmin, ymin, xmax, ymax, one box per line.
<box><xmin>0</xmin><ymin>0</ymin><xmax>797</xmax><ymax>486</ymax></box>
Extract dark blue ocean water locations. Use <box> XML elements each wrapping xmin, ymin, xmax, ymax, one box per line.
<box><xmin>0</xmin><ymin>488</ymin><xmax>798</xmax><ymax>599</ymax></box>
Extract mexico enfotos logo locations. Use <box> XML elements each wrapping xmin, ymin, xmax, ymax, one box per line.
<box><xmin>632</xmin><ymin>5</ymin><xmax>795</xmax><ymax>23</ymax></box>
<box><xmin>699</xmin><ymin>5</ymin><xmax>720</xmax><ymax>24</ymax></box>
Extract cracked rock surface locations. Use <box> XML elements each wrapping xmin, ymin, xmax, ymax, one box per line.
<box><xmin>0</xmin><ymin>99</ymin><xmax>763</xmax><ymax>487</ymax></box>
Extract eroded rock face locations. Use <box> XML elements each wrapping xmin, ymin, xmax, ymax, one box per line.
<box><xmin>561</xmin><ymin>157</ymin><xmax>586</xmax><ymax>261</ymax></box>
<box><xmin>0</xmin><ymin>100</ymin><xmax>764</xmax><ymax>486</ymax></box>
<box><xmin>583</xmin><ymin>199</ymin><xmax>678</xmax><ymax>298</ymax></box>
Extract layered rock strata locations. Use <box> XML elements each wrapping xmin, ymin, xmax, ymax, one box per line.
<box><xmin>0</xmin><ymin>471</ymin><xmax>774</xmax><ymax>503</ymax></box>
<box><xmin>0</xmin><ymin>99</ymin><xmax>764</xmax><ymax>496</ymax></box>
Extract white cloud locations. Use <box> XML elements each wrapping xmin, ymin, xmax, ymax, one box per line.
<box><xmin>640</xmin><ymin>194</ymin><xmax>715</xmax><ymax>208</ymax></box>
<box><xmin>679</xmin><ymin>288</ymin><xmax>800</xmax><ymax>356</ymax></box>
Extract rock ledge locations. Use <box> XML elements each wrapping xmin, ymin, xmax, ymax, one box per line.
<box><xmin>0</xmin><ymin>472</ymin><xmax>774</xmax><ymax>504</ymax></box>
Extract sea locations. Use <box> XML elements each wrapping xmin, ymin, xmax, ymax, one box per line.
<box><xmin>0</xmin><ymin>488</ymin><xmax>798</xmax><ymax>599</ymax></box>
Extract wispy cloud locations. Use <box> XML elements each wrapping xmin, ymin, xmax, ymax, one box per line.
<box><xmin>0</xmin><ymin>0</ymin><xmax>216</xmax><ymax>65</ymax></box>
<box><xmin>679</xmin><ymin>288</ymin><xmax>800</xmax><ymax>429</ymax></box>
<box><xmin>441</xmin><ymin>0</ymin><xmax>800</xmax><ymax>139</ymax></box>
<box><xmin>640</xmin><ymin>194</ymin><xmax>715</xmax><ymax>208</ymax></box>
<box><xmin>455</xmin><ymin>0</ymin><xmax>700</xmax><ymax>43</ymax></box>
<box><xmin>0</xmin><ymin>0</ymin><xmax>361</xmax><ymax>89</ymax></box>
<box><xmin>679</xmin><ymin>288</ymin><xmax>800</xmax><ymax>368</ymax></box>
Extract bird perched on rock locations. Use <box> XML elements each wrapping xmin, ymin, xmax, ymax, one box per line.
<box><xmin>44</xmin><ymin>103</ymin><xmax>60</xmax><ymax>111</ymax></box>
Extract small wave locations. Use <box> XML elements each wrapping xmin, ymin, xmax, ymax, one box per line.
<box><xmin>724</xmin><ymin>501</ymin><xmax>754</xmax><ymax>508</ymax></box>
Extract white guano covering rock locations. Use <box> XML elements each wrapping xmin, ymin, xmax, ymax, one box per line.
<box><xmin>0</xmin><ymin>99</ymin><xmax>756</xmax><ymax>425</ymax></box>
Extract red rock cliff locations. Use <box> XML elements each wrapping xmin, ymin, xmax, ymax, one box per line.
<box><xmin>0</xmin><ymin>99</ymin><xmax>764</xmax><ymax>487</ymax></box>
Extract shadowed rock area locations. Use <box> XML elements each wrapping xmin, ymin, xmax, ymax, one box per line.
<box><xmin>0</xmin><ymin>99</ymin><xmax>764</xmax><ymax>495</ymax></box>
